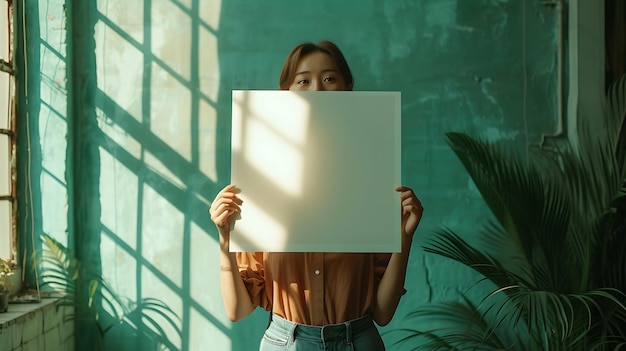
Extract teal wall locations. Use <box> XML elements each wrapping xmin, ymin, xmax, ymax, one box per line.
<box><xmin>15</xmin><ymin>0</ymin><xmax>574</xmax><ymax>350</ymax></box>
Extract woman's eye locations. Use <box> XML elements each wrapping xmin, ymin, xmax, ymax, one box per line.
<box><xmin>297</xmin><ymin>79</ymin><xmax>309</xmax><ymax>85</ymax></box>
<box><xmin>323</xmin><ymin>77</ymin><xmax>335</xmax><ymax>82</ymax></box>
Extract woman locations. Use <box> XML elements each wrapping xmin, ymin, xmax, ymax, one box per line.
<box><xmin>210</xmin><ymin>40</ymin><xmax>423</xmax><ymax>350</ymax></box>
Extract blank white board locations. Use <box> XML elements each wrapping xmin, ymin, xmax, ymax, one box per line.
<box><xmin>230</xmin><ymin>90</ymin><xmax>401</xmax><ymax>252</ymax></box>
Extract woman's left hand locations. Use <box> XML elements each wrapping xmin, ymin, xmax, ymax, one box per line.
<box><xmin>395</xmin><ymin>186</ymin><xmax>423</xmax><ymax>243</ymax></box>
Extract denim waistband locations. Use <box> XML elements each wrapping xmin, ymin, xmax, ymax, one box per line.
<box><xmin>269</xmin><ymin>314</ymin><xmax>374</xmax><ymax>343</ymax></box>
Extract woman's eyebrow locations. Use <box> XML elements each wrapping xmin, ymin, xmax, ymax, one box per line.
<box><xmin>295</xmin><ymin>69</ymin><xmax>338</xmax><ymax>76</ymax></box>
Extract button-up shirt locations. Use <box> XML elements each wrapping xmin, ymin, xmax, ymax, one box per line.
<box><xmin>237</xmin><ymin>252</ymin><xmax>392</xmax><ymax>326</ymax></box>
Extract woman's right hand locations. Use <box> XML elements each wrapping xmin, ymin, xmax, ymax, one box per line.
<box><xmin>212</xmin><ymin>185</ymin><xmax>255</xmax><ymax>322</ymax></box>
<box><xmin>209</xmin><ymin>184</ymin><xmax>243</xmax><ymax>236</ymax></box>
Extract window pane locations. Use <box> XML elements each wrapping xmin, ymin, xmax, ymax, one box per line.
<box><xmin>0</xmin><ymin>134</ymin><xmax>8</xmax><ymax>196</ymax></box>
<box><xmin>0</xmin><ymin>0</ymin><xmax>7</xmax><ymax>62</ymax></box>
<box><xmin>0</xmin><ymin>200</ymin><xmax>10</xmax><ymax>258</ymax></box>
<box><xmin>0</xmin><ymin>71</ymin><xmax>8</xmax><ymax>129</ymax></box>
<box><xmin>0</xmin><ymin>0</ymin><xmax>11</xmax><ymax>261</ymax></box>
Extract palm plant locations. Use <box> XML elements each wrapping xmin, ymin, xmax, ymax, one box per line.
<box><xmin>394</xmin><ymin>76</ymin><xmax>626</xmax><ymax>351</ymax></box>
<box><xmin>37</xmin><ymin>233</ymin><xmax>182</xmax><ymax>351</ymax></box>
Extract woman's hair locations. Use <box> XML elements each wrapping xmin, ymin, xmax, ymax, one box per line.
<box><xmin>278</xmin><ymin>40</ymin><xmax>354</xmax><ymax>90</ymax></box>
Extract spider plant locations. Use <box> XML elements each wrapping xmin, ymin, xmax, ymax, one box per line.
<box><xmin>394</xmin><ymin>76</ymin><xmax>626</xmax><ymax>351</ymax></box>
<box><xmin>36</xmin><ymin>233</ymin><xmax>182</xmax><ymax>351</ymax></box>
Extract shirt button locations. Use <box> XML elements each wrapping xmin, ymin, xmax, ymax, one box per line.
<box><xmin>314</xmin><ymin>269</ymin><xmax>320</xmax><ymax>275</ymax></box>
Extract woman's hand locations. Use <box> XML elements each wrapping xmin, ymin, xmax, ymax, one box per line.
<box><xmin>373</xmin><ymin>186</ymin><xmax>424</xmax><ymax>325</ymax></box>
<box><xmin>395</xmin><ymin>186</ymin><xmax>423</xmax><ymax>245</ymax></box>
<box><xmin>211</xmin><ymin>185</ymin><xmax>256</xmax><ymax>322</ymax></box>
<box><xmin>209</xmin><ymin>184</ymin><xmax>243</xmax><ymax>236</ymax></box>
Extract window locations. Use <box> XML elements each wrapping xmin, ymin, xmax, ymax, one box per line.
<box><xmin>0</xmin><ymin>0</ymin><xmax>15</xmax><ymax>260</ymax></box>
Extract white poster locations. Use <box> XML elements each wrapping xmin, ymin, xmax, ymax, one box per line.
<box><xmin>230</xmin><ymin>90</ymin><xmax>401</xmax><ymax>252</ymax></box>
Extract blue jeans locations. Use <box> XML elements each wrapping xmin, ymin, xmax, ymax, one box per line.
<box><xmin>259</xmin><ymin>314</ymin><xmax>386</xmax><ymax>351</ymax></box>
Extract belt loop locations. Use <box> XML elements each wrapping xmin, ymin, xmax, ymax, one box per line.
<box><xmin>345</xmin><ymin>320</ymin><xmax>352</xmax><ymax>344</ymax></box>
<box><xmin>288</xmin><ymin>319</ymin><xmax>297</xmax><ymax>344</ymax></box>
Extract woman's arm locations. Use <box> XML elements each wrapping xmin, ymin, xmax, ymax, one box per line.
<box><xmin>371</xmin><ymin>186</ymin><xmax>423</xmax><ymax>326</ymax></box>
<box><xmin>210</xmin><ymin>185</ymin><xmax>256</xmax><ymax>322</ymax></box>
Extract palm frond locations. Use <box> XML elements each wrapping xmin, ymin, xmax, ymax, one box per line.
<box><xmin>36</xmin><ymin>233</ymin><xmax>181</xmax><ymax>348</ymax></box>
<box><xmin>605</xmin><ymin>74</ymin><xmax>626</xmax><ymax>174</ymax></box>
<box><xmin>423</xmin><ymin>229</ymin><xmax>534</xmax><ymax>292</ymax></box>
<box><xmin>446</xmin><ymin>133</ymin><xmax>575</xmax><ymax>292</ymax></box>
<box><xmin>396</xmin><ymin>295</ymin><xmax>530</xmax><ymax>350</ymax></box>
<box><xmin>414</xmin><ymin>75</ymin><xmax>626</xmax><ymax>350</ymax></box>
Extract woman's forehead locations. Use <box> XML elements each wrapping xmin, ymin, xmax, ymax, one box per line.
<box><xmin>294</xmin><ymin>52</ymin><xmax>339</xmax><ymax>72</ymax></box>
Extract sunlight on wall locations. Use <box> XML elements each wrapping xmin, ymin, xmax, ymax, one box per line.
<box><xmin>145</xmin><ymin>151</ymin><xmax>187</xmax><ymax>190</ymax></box>
<box><xmin>199</xmin><ymin>1</ymin><xmax>221</xmax><ymax>30</ymax></box>
<box><xmin>100</xmin><ymin>230</ymin><xmax>138</xmax><ymax>309</ymax></box>
<box><xmin>150</xmin><ymin>62</ymin><xmax>193</xmax><ymax>162</ymax></box>
<box><xmin>141</xmin><ymin>263</ymin><xmax>183</xmax><ymax>349</ymax></box>
<box><xmin>194</xmin><ymin>4</ymin><xmax>225</xmax><ymax>348</ymax></box>
<box><xmin>96</xmin><ymin>108</ymin><xmax>143</xmax><ymax>158</ymax></box>
<box><xmin>152</xmin><ymin>0</ymin><xmax>191</xmax><ymax>81</ymax></box>
<box><xmin>199</xmin><ymin>22</ymin><xmax>220</xmax><ymax>103</ymax></box>
<box><xmin>189</xmin><ymin>308</ymin><xmax>231</xmax><ymax>350</ymax></box>
<box><xmin>95</xmin><ymin>20</ymin><xmax>144</xmax><ymax>123</ymax></box>
<box><xmin>95</xmin><ymin>0</ymin><xmax>225</xmax><ymax>348</ymax></box>
<box><xmin>198</xmin><ymin>98</ymin><xmax>218</xmax><ymax>183</ymax></box>
<box><xmin>96</xmin><ymin>0</ymin><xmax>144</xmax><ymax>44</ymax></box>
<box><xmin>39</xmin><ymin>168</ymin><xmax>67</xmax><ymax>237</ymax></box>
<box><xmin>99</xmin><ymin>147</ymin><xmax>138</xmax><ymax>250</ymax></box>
<box><xmin>142</xmin><ymin>184</ymin><xmax>184</xmax><ymax>288</ymax></box>
<box><xmin>198</xmin><ymin>22</ymin><xmax>220</xmax><ymax>183</ymax></box>
<box><xmin>98</xmin><ymin>137</ymin><xmax>141</xmax><ymax>308</ymax></box>
<box><xmin>39</xmin><ymin>0</ymin><xmax>69</xmax><ymax>246</ymax></box>
<box><xmin>189</xmin><ymin>221</ymin><xmax>232</xmax><ymax>336</ymax></box>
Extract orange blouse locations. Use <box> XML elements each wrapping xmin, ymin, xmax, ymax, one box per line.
<box><xmin>236</xmin><ymin>252</ymin><xmax>392</xmax><ymax>326</ymax></box>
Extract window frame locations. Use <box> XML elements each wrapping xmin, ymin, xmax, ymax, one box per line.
<box><xmin>0</xmin><ymin>0</ymin><xmax>16</xmax><ymax>263</ymax></box>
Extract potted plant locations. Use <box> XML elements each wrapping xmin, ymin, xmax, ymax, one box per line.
<box><xmin>0</xmin><ymin>257</ymin><xmax>16</xmax><ymax>312</ymax></box>
<box><xmin>391</xmin><ymin>75</ymin><xmax>626</xmax><ymax>350</ymax></box>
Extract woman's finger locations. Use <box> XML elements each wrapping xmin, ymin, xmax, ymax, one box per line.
<box><xmin>210</xmin><ymin>196</ymin><xmax>241</xmax><ymax>214</ymax></box>
<box><xmin>209</xmin><ymin>185</ymin><xmax>244</xmax><ymax>228</ymax></box>
<box><xmin>210</xmin><ymin>186</ymin><xmax>242</xmax><ymax>210</ymax></box>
